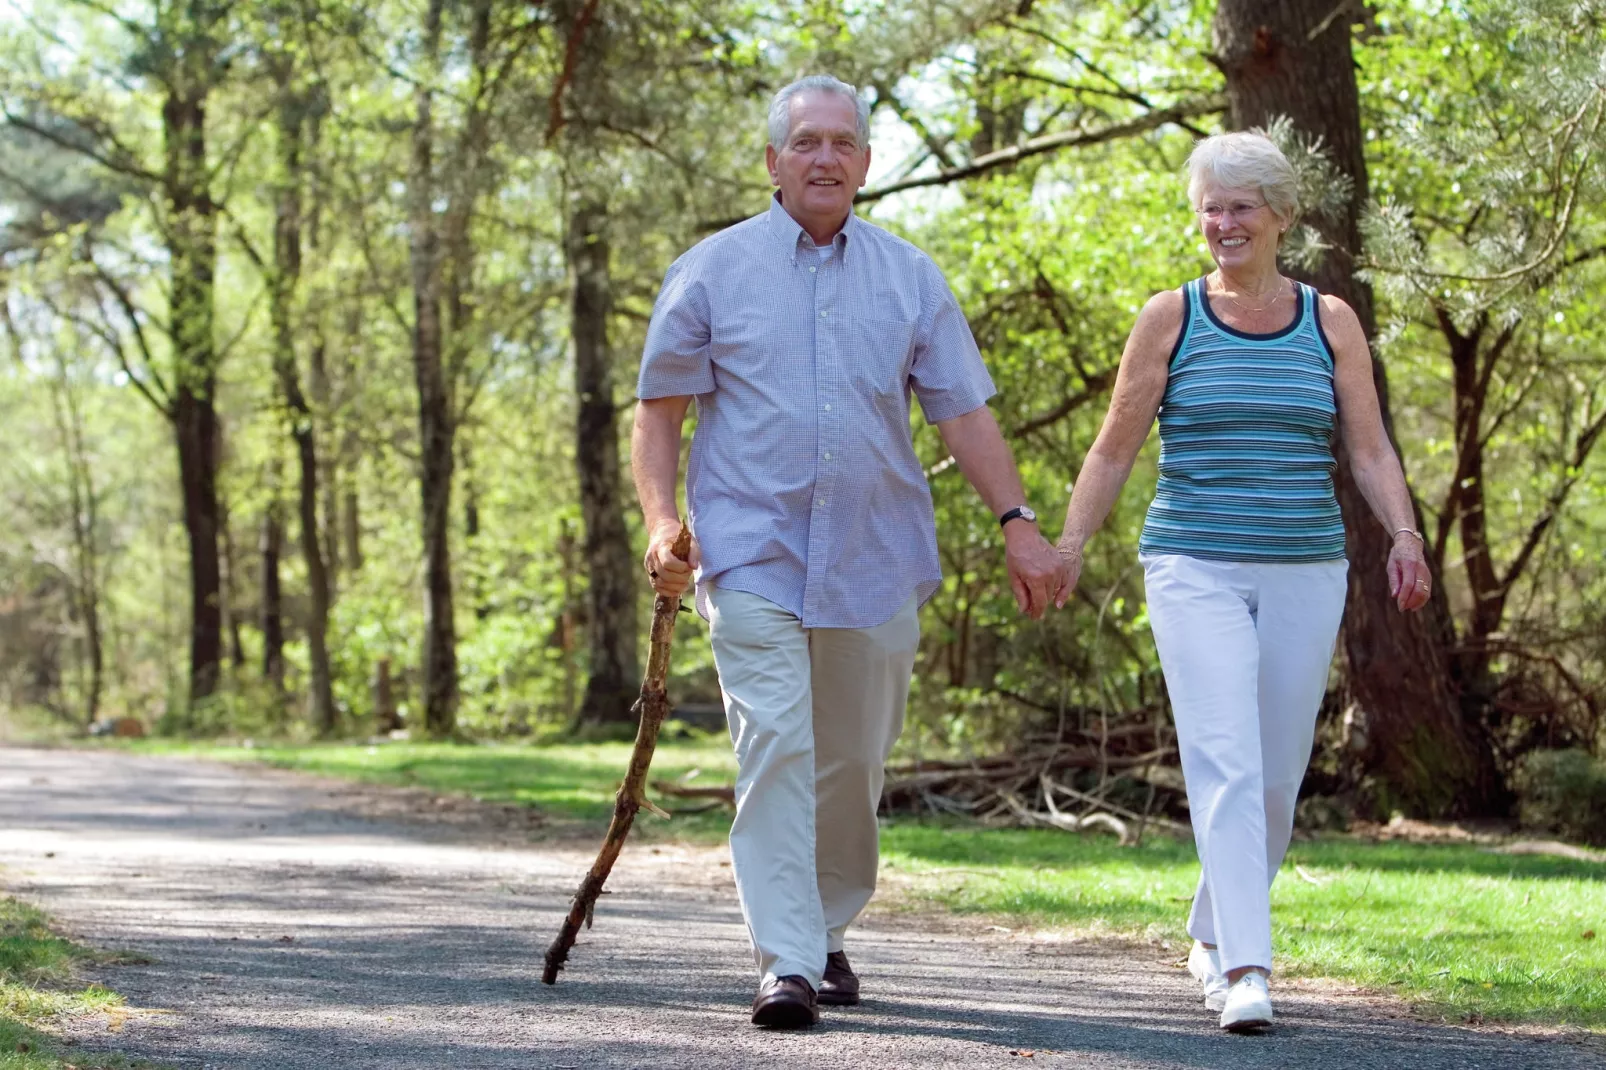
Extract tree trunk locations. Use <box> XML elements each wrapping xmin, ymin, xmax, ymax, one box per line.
<box><xmin>260</xmin><ymin>489</ymin><xmax>286</xmax><ymax>693</ymax></box>
<box><xmin>340</xmin><ymin>339</ymin><xmax>363</xmax><ymax>573</ymax></box>
<box><xmin>220</xmin><ymin>503</ymin><xmax>246</xmax><ymax>671</ymax></box>
<box><xmin>47</xmin><ymin>352</ymin><xmax>103</xmax><ymax>725</ymax></box>
<box><xmin>343</xmin><ymin>486</ymin><xmax>362</xmax><ymax>572</ymax></box>
<box><xmin>461</xmin><ymin>436</ymin><xmax>489</xmax><ymax>619</ymax></box>
<box><xmin>310</xmin><ymin>339</ymin><xmax>341</xmax><ymax>588</ymax></box>
<box><xmin>172</xmin><ymin>391</ymin><xmax>222</xmax><ymax>705</ymax></box>
<box><xmin>409</xmin><ymin>0</ymin><xmax>460</xmax><ymax>737</ymax></box>
<box><xmin>163</xmin><ymin>28</ymin><xmax>223</xmax><ymax>709</ymax></box>
<box><xmin>271</xmin><ymin>76</ymin><xmax>338</xmax><ymax>736</ymax></box>
<box><xmin>568</xmin><ymin>201</ymin><xmax>640</xmax><ymax>727</ymax></box>
<box><xmin>294</xmin><ymin>427</ymin><xmax>337</xmax><ymax>735</ymax></box>
<box><xmin>1212</xmin><ymin>0</ymin><xmax>1499</xmax><ymax>814</ymax></box>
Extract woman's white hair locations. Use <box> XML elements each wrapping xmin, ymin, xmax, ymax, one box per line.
<box><xmin>767</xmin><ymin>75</ymin><xmax>871</xmax><ymax>149</ymax></box>
<box><xmin>1186</xmin><ymin>131</ymin><xmax>1300</xmax><ymax>226</ymax></box>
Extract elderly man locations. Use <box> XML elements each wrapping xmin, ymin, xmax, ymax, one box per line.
<box><xmin>632</xmin><ymin>74</ymin><xmax>1066</xmax><ymax>1029</ymax></box>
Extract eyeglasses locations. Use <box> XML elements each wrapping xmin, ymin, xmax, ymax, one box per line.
<box><xmin>1195</xmin><ymin>201</ymin><xmax>1268</xmax><ymax>222</ymax></box>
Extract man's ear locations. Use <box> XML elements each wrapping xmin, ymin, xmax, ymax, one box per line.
<box><xmin>859</xmin><ymin>144</ymin><xmax>872</xmax><ymax>188</ymax></box>
<box><xmin>766</xmin><ymin>144</ymin><xmax>780</xmax><ymax>187</ymax></box>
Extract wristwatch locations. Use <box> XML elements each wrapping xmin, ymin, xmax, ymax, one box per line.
<box><xmin>998</xmin><ymin>505</ymin><xmax>1037</xmax><ymax>528</ymax></box>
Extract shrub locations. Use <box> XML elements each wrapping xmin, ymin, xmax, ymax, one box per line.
<box><xmin>1513</xmin><ymin>748</ymin><xmax>1606</xmax><ymax>846</ymax></box>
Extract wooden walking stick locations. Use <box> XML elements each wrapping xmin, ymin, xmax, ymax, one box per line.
<box><xmin>542</xmin><ymin>524</ymin><xmax>692</xmax><ymax>984</ymax></box>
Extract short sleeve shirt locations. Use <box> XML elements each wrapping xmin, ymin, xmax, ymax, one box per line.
<box><xmin>637</xmin><ymin>196</ymin><xmax>995</xmax><ymax>628</ymax></box>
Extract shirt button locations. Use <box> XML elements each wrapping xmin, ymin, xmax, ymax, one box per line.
<box><xmin>816</xmin><ymin>497</ymin><xmax>825</xmax><ymax>507</ymax></box>
<box><xmin>823</xmin><ymin>451</ymin><xmax>832</xmax><ymax>461</ymax></box>
<box><xmin>809</xmin><ymin>266</ymin><xmax>817</xmax><ymax>274</ymax></box>
<box><xmin>823</xmin><ymin>404</ymin><xmax>832</xmax><ymax>412</ymax></box>
<box><xmin>819</xmin><ymin>310</ymin><xmax>827</xmax><ymax>319</ymax></box>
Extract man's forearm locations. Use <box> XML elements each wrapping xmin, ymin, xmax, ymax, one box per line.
<box><xmin>936</xmin><ymin>405</ymin><xmax>1027</xmax><ymax>517</ymax></box>
<box><xmin>631</xmin><ymin>396</ymin><xmax>691</xmax><ymax>529</ymax></box>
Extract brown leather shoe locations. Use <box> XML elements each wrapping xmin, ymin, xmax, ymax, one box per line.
<box><xmin>750</xmin><ymin>975</ymin><xmax>818</xmax><ymax>1029</ymax></box>
<box><xmin>818</xmin><ymin>950</ymin><xmax>860</xmax><ymax>1006</ymax></box>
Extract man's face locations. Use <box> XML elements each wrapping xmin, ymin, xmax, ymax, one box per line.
<box><xmin>766</xmin><ymin>90</ymin><xmax>872</xmax><ymax>232</ymax></box>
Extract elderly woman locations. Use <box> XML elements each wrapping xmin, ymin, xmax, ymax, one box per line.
<box><xmin>1053</xmin><ymin>131</ymin><xmax>1431</xmax><ymax>1031</ymax></box>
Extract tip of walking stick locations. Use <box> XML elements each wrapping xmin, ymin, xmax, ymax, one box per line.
<box><xmin>670</xmin><ymin>524</ymin><xmax>691</xmax><ymax>562</ymax></box>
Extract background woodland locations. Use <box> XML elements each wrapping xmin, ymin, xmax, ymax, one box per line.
<box><xmin>3</xmin><ymin>0</ymin><xmax>1604</xmax><ymax>828</ymax></box>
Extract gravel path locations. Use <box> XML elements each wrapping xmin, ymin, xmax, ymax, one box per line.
<box><xmin>1</xmin><ymin>745</ymin><xmax>1600</xmax><ymax>1069</ymax></box>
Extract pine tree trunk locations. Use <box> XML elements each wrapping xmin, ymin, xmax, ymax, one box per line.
<box><xmin>165</xmin><ymin>71</ymin><xmax>223</xmax><ymax>709</ymax></box>
<box><xmin>409</xmin><ymin>0</ymin><xmax>460</xmax><ymax>737</ymax></box>
<box><xmin>569</xmin><ymin>201</ymin><xmax>640</xmax><ymax>727</ymax></box>
<box><xmin>1212</xmin><ymin>0</ymin><xmax>1499</xmax><ymax>814</ymax></box>
<box><xmin>159</xmin><ymin>0</ymin><xmax>234</xmax><ymax>711</ymax></box>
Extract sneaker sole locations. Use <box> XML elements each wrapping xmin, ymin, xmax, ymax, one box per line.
<box><xmin>1221</xmin><ymin>1015</ymin><xmax>1273</xmax><ymax>1033</ymax></box>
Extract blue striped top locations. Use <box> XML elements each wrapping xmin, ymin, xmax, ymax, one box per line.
<box><xmin>1138</xmin><ymin>276</ymin><xmax>1346</xmax><ymax>562</ymax></box>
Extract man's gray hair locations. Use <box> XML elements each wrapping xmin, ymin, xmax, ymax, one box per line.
<box><xmin>767</xmin><ymin>75</ymin><xmax>871</xmax><ymax>149</ymax></box>
<box><xmin>1186</xmin><ymin>131</ymin><xmax>1300</xmax><ymax>225</ymax></box>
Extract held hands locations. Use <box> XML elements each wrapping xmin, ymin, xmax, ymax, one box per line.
<box><xmin>1004</xmin><ymin>523</ymin><xmax>1074</xmax><ymax>620</ymax></box>
<box><xmin>1387</xmin><ymin>529</ymin><xmax>1432</xmax><ymax>612</ymax></box>
<box><xmin>643</xmin><ymin>518</ymin><xmax>700</xmax><ymax>599</ymax></box>
<box><xmin>1054</xmin><ymin>541</ymin><xmax>1084</xmax><ymax>604</ymax></box>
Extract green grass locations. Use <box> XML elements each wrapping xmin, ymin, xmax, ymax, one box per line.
<box><xmin>121</xmin><ymin>736</ymin><xmax>1606</xmax><ymax>1027</ymax></box>
<box><xmin>0</xmin><ymin>896</ymin><xmax>151</xmax><ymax>1069</ymax></box>
<box><xmin>880</xmin><ymin>824</ymin><xmax>1606</xmax><ymax>1026</ymax></box>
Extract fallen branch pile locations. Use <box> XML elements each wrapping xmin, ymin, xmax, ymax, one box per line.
<box><xmin>652</xmin><ymin>717</ymin><xmax>1190</xmax><ymax>845</ymax></box>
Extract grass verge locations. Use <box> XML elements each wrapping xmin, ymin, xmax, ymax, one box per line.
<box><xmin>129</xmin><ymin>734</ymin><xmax>740</xmax><ymax>843</ymax></box>
<box><xmin>117</xmin><ymin>736</ymin><xmax>1605</xmax><ymax>1028</ymax></box>
<box><xmin>0</xmin><ymin>896</ymin><xmax>150</xmax><ymax>1069</ymax></box>
<box><xmin>880</xmin><ymin>823</ymin><xmax>1606</xmax><ymax>1027</ymax></box>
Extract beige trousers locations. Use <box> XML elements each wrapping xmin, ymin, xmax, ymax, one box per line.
<box><xmin>707</xmin><ymin>586</ymin><xmax>919</xmax><ymax>989</ymax></box>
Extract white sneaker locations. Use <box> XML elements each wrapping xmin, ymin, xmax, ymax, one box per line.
<box><xmin>1187</xmin><ymin>942</ymin><xmax>1229</xmax><ymax>1012</ymax></box>
<box><xmin>1219</xmin><ymin>972</ymin><xmax>1274</xmax><ymax>1032</ymax></box>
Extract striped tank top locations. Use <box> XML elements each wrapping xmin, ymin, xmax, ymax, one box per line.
<box><xmin>1138</xmin><ymin>276</ymin><xmax>1346</xmax><ymax>562</ymax></box>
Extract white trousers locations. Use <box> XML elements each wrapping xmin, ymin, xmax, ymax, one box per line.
<box><xmin>1141</xmin><ymin>553</ymin><xmax>1348</xmax><ymax>975</ymax></box>
<box><xmin>707</xmin><ymin>586</ymin><xmax>919</xmax><ymax>989</ymax></box>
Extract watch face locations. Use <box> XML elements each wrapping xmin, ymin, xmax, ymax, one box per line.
<box><xmin>1018</xmin><ymin>506</ymin><xmax>1037</xmax><ymax>523</ymax></box>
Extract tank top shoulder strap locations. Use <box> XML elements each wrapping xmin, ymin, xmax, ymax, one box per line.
<box><xmin>1167</xmin><ymin>277</ymin><xmax>1210</xmax><ymax>366</ymax></box>
<box><xmin>1295</xmin><ymin>282</ymin><xmax>1338</xmax><ymax>367</ymax></box>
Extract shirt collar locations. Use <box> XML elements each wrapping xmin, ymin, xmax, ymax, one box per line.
<box><xmin>767</xmin><ymin>193</ymin><xmax>855</xmax><ymax>264</ymax></box>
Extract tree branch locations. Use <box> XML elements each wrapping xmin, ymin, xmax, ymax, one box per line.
<box><xmin>855</xmin><ymin>96</ymin><xmax>1224</xmax><ymax>204</ymax></box>
<box><xmin>546</xmin><ymin>0</ymin><xmax>603</xmax><ymax>143</ymax></box>
<box><xmin>2</xmin><ymin>108</ymin><xmax>162</xmax><ymax>185</ymax></box>
<box><xmin>81</xmin><ymin>256</ymin><xmax>172</xmax><ymax>414</ymax></box>
<box><xmin>1012</xmin><ymin>372</ymin><xmax>1117</xmax><ymax>438</ymax></box>
<box><xmin>1496</xmin><ymin>403</ymin><xmax>1606</xmax><ymax>598</ymax></box>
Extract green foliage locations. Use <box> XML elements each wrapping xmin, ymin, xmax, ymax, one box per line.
<box><xmin>1514</xmin><ymin>748</ymin><xmax>1606</xmax><ymax>845</ymax></box>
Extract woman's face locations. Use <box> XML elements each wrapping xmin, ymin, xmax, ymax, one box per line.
<box><xmin>1194</xmin><ymin>180</ymin><xmax>1284</xmax><ymax>274</ymax></box>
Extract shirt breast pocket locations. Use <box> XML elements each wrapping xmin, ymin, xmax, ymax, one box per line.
<box><xmin>850</xmin><ymin>308</ymin><xmax>917</xmax><ymax>401</ymax></box>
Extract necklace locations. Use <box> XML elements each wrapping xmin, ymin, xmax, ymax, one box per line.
<box><xmin>1212</xmin><ymin>272</ymin><xmax>1287</xmax><ymax>315</ymax></box>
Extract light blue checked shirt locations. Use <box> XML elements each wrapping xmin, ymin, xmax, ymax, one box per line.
<box><xmin>637</xmin><ymin>196</ymin><xmax>996</xmax><ymax>629</ymax></box>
